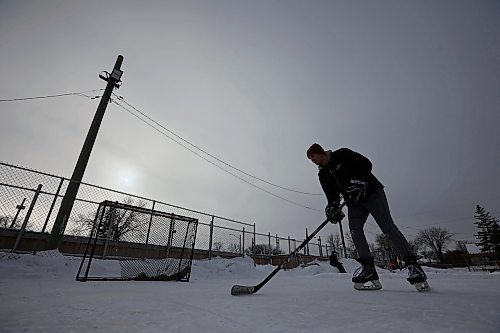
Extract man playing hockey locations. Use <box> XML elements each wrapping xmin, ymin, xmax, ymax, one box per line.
<box><xmin>306</xmin><ymin>143</ymin><xmax>429</xmax><ymax>292</ymax></box>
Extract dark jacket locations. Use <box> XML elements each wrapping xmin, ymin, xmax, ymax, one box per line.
<box><xmin>318</xmin><ymin>148</ymin><xmax>383</xmax><ymax>207</ymax></box>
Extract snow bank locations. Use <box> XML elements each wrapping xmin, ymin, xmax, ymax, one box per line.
<box><xmin>1</xmin><ymin>251</ymin><xmax>500</xmax><ymax>333</ymax></box>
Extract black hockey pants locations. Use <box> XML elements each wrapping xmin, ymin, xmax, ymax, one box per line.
<box><xmin>348</xmin><ymin>188</ymin><xmax>413</xmax><ymax>260</ymax></box>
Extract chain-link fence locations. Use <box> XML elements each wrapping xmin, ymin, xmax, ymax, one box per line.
<box><xmin>0</xmin><ymin>162</ymin><xmax>333</xmax><ymax>261</ymax></box>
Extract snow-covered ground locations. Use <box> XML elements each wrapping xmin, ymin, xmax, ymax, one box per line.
<box><xmin>1</xmin><ymin>251</ymin><xmax>499</xmax><ymax>333</ymax></box>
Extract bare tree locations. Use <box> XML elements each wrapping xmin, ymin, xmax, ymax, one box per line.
<box><xmin>212</xmin><ymin>241</ymin><xmax>224</xmax><ymax>252</ymax></box>
<box><xmin>407</xmin><ymin>239</ymin><xmax>421</xmax><ymax>257</ymax></box>
<box><xmin>227</xmin><ymin>242</ymin><xmax>240</xmax><ymax>254</ymax></box>
<box><xmin>344</xmin><ymin>232</ymin><xmax>358</xmax><ymax>258</ymax></box>
<box><xmin>415</xmin><ymin>227</ymin><xmax>453</xmax><ymax>263</ymax></box>
<box><xmin>375</xmin><ymin>233</ymin><xmax>397</xmax><ymax>266</ymax></box>
<box><xmin>72</xmin><ymin>197</ymin><xmax>148</xmax><ymax>241</ymax></box>
<box><xmin>246</xmin><ymin>243</ymin><xmax>282</xmax><ymax>255</ymax></box>
<box><xmin>0</xmin><ymin>215</ymin><xmax>13</xmax><ymax>228</ymax></box>
<box><xmin>327</xmin><ymin>233</ymin><xmax>343</xmax><ymax>256</ymax></box>
<box><xmin>455</xmin><ymin>240</ymin><xmax>468</xmax><ymax>252</ymax></box>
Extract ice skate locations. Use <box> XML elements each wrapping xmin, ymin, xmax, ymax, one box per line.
<box><xmin>412</xmin><ymin>280</ymin><xmax>430</xmax><ymax>292</ymax></box>
<box><xmin>352</xmin><ymin>257</ymin><xmax>382</xmax><ymax>291</ymax></box>
<box><xmin>405</xmin><ymin>256</ymin><xmax>430</xmax><ymax>292</ymax></box>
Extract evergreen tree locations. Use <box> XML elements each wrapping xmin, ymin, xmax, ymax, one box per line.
<box><xmin>474</xmin><ymin>205</ymin><xmax>500</xmax><ymax>253</ymax></box>
<box><xmin>492</xmin><ymin>224</ymin><xmax>500</xmax><ymax>255</ymax></box>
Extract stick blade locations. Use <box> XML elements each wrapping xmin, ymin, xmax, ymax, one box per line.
<box><xmin>231</xmin><ymin>285</ymin><xmax>255</xmax><ymax>296</ymax></box>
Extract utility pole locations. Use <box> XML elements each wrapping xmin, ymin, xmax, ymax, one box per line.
<box><xmin>47</xmin><ymin>55</ymin><xmax>124</xmax><ymax>249</ymax></box>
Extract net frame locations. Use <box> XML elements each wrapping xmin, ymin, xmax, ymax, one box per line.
<box><xmin>76</xmin><ymin>200</ymin><xmax>198</xmax><ymax>282</ymax></box>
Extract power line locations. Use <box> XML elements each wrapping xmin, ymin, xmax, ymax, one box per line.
<box><xmin>0</xmin><ymin>89</ymin><xmax>321</xmax><ymax>195</ymax></box>
<box><xmin>0</xmin><ymin>89</ymin><xmax>104</xmax><ymax>102</ymax></box>
<box><xmin>110</xmin><ymin>99</ymin><xmax>323</xmax><ymax>212</ymax></box>
<box><xmin>112</xmin><ymin>93</ymin><xmax>323</xmax><ymax>196</ymax></box>
<box><xmin>0</xmin><ymin>89</ymin><xmax>324</xmax><ymax>211</ymax></box>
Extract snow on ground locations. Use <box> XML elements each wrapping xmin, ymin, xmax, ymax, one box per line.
<box><xmin>1</xmin><ymin>251</ymin><xmax>499</xmax><ymax>333</ymax></box>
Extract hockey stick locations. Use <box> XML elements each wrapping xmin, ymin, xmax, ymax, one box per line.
<box><xmin>231</xmin><ymin>201</ymin><xmax>347</xmax><ymax>296</ymax></box>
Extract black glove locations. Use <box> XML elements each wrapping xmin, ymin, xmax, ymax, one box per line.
<box><xmin>325</xmin><ymin>204</ymin><xmax>345</xmax><ymax>224</ymax></box>
<box><xmin>345</xmin><ymin>179</ymin><xmax>367</xmax><ymax>204</ymax></box>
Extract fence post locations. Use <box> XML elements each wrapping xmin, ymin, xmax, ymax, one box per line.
<box><xmin>41</xmin><ymin>178</ymin><xmax>64</xmax><ymax>233</ymax></box>
<box><xmin>252</xmin><ymin>223</ymin><xmax>256</xmax><ymax>267</ymax></box>
<box><xmin>208</xmin><ymin>216</ymin><xmax>214</xmax><ymax>260</ymax></box>
<box><xmin>145</xmin><ymin>200</ymin><xmax>156</xmax><ymax>246</ymax></box>
<box><xmin>12</xmin><ymin>184</ymin><xmax>42</xmax><ymax>252</ymax></box>
<box><xmin>252</xmin><ymin>236</ymin><xmax>255</xmax><ymax>266</ymax></box>
<box><xmin>275</xmin><ymin>234</ymin><xmax>279</xmax><ymax>254</ymax></box>
<box><xmin>268</xmin><ymin>232</ymin><xmax>272</xmax><ymax>264</ymax></box>
<box><xmin>242</xmin><ymin>227</ymin><xmax>245</xmax><ymax>257</ymax></box>
<box><xmin>305</xmin><ymin>228</ymin><xmax>309</xmax><ymax>255</ymax></box>
<box><xmin>238</xmin><ymin>233</ymin><xmax>242</xmax><ymax>255</ymax></box>
<box><xmin>33</xmin><ymin>178</ymin><xmax>65</xmax><ymax>254</ymax></box>
<box><xmin>288</xmin><ymin>236</ymin><xmax>291</xmax><ymax>255</ymax></box>
<box><xmin>166</xmin><ymin>217</ymin><xmax>176</xmax><ymax>259</ymax></box>
<box><xmin>318</xmin><ymin>236</ymin><xmax>322</xmax><ymax>256</ymax></box>
<box><xmin>253</xmin><ymin>223</ymin><xmax>256</xmax><ymax>250</ymax></box>
<box><xmin>10</xmin><ymin>198</ymin><xmax>27</xmax><ymax>229</ymax></box>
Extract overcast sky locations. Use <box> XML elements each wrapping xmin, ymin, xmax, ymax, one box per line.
<box><xmin>1</xmin><ymin>0</ymin><xmax>499</xmax><ymax>245</ymax></box>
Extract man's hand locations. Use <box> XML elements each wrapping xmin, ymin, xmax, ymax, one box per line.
<box><xmin>345</xmin><ymin>179</ymin><xmax>367</xmax><ymax>204</ymax></box>
<box><xmin>325</xmin><ymin>204</ymin><xmax>345</xmax><ymax>224</ymax></box>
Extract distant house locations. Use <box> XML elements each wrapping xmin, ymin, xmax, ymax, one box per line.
<box><xmin>465</xmin><ymin>244</ymin><xmax>481</xmax><ymax>254</ymax></box>
<box><xmin>464</xmin><ymin>243</ymin><xmax>499</xmax><ymax>272</ymax></box>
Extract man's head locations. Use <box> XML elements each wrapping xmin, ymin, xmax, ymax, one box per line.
<box><xmin>307</xmin><ymin>143</ymin><xmax>328</xmax><ymax>166</ymax></box>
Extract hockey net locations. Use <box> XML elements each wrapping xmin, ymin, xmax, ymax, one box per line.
<box><xmin>76</xmin><ymin>200</ymin><xmax>198</xmax><ymax>282</ymax></box>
